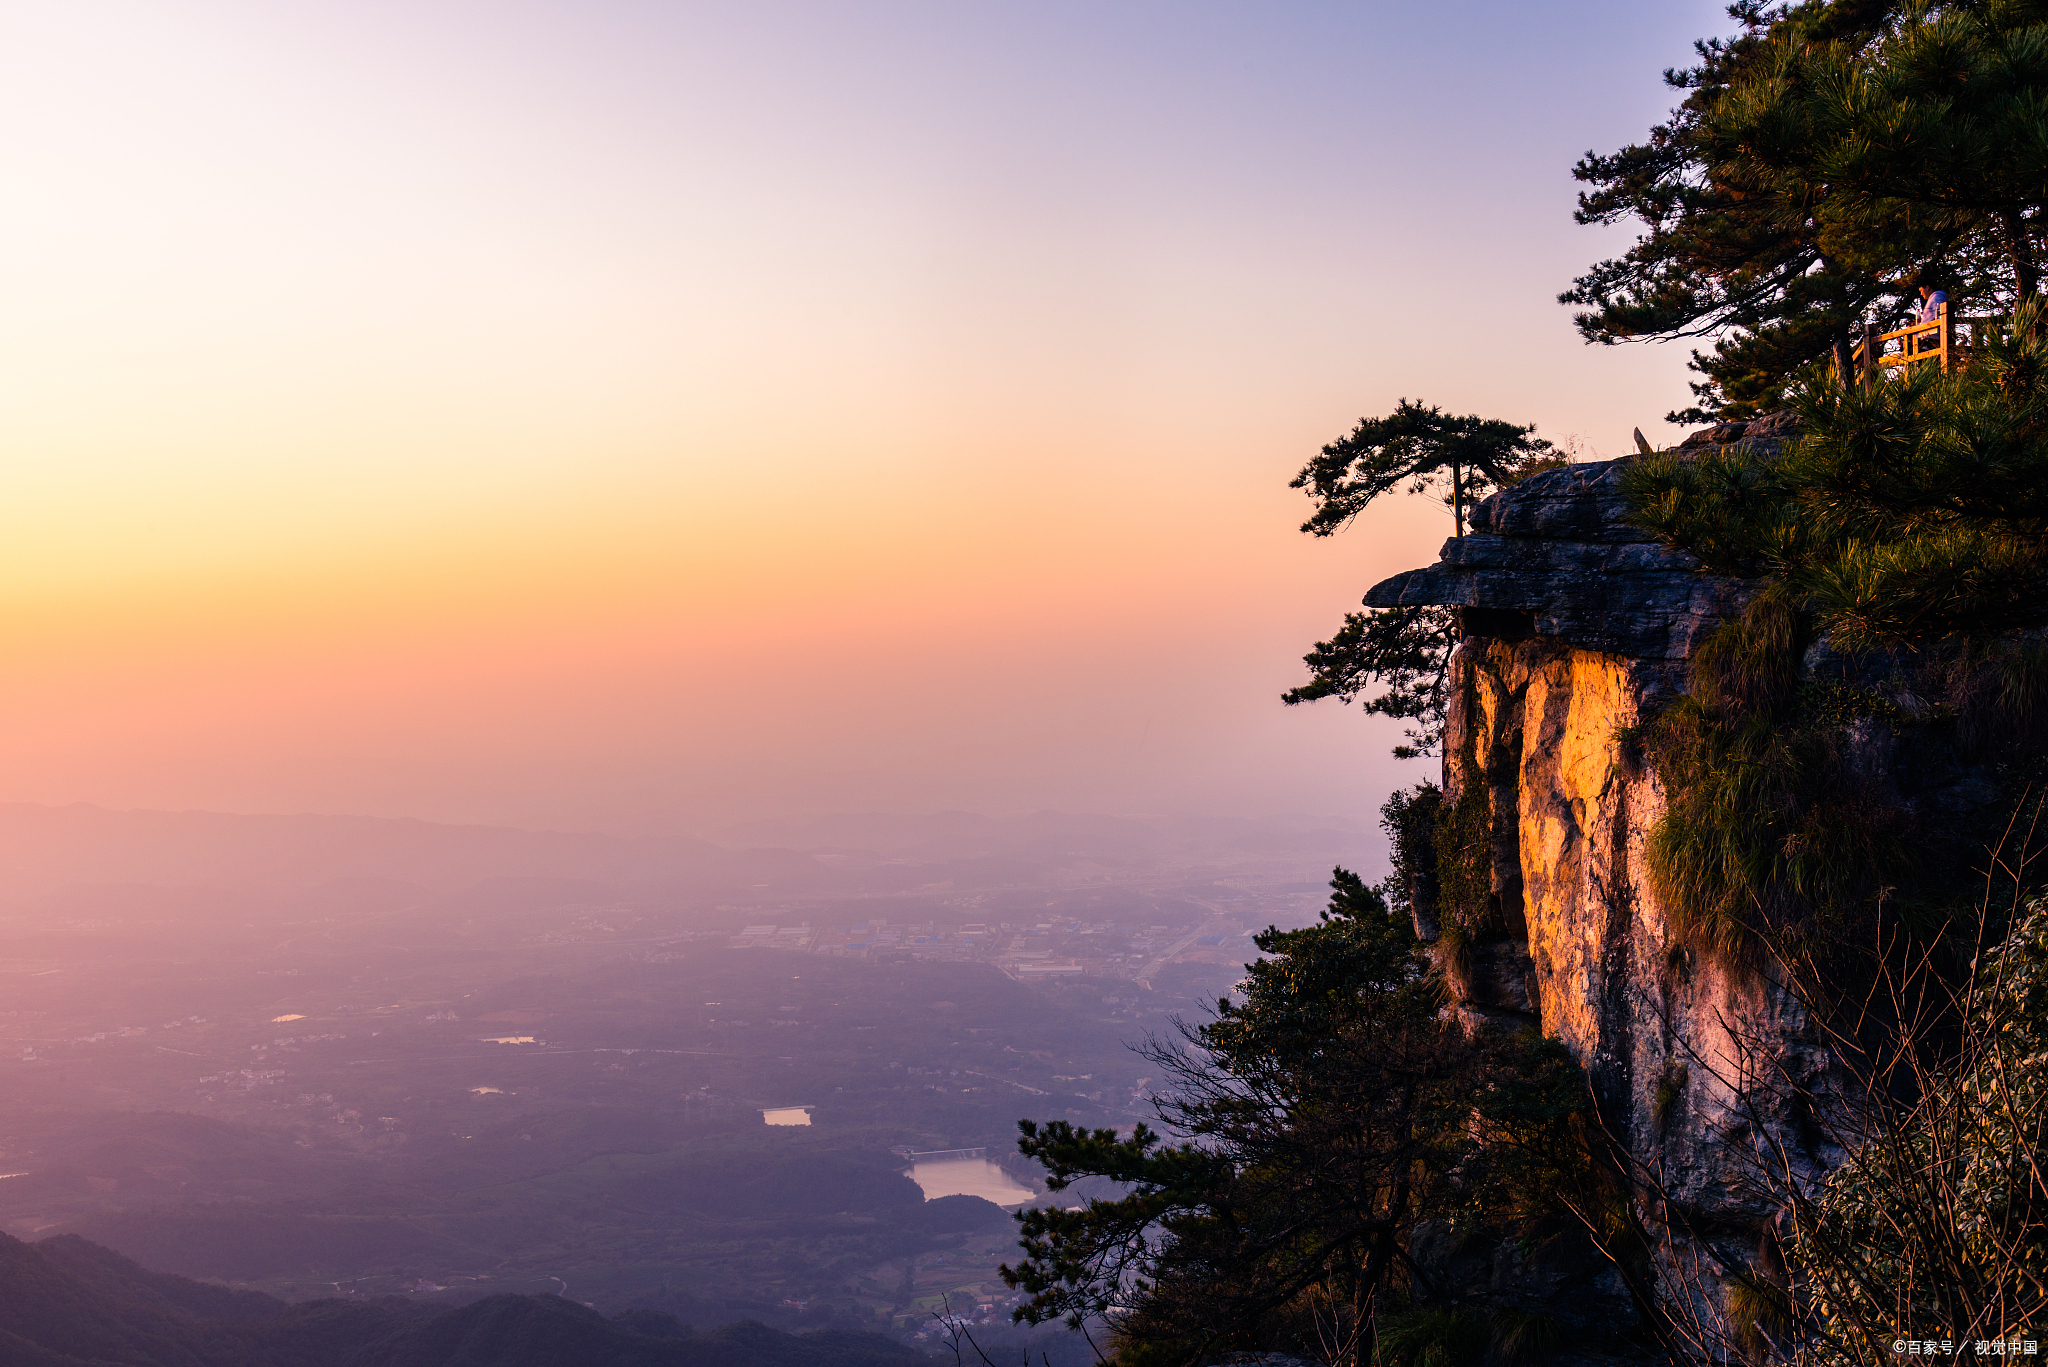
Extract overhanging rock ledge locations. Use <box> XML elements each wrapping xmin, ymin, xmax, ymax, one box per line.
<box><xmin>1363</xmin><ymin>457</ymin><xmax>1754</xmax><ymax>667</ymax></box>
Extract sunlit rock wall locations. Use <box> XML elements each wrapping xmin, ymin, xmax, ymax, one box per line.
<box><xmin>1439</xmin><ymin>632</ymin><xmax>1823</xmax><ymax>1223</ymax></box>
<box><xmin>1365</xmin><ymin>416</ymin><xmax>1828</xmax><ymax>1324</ymax></box>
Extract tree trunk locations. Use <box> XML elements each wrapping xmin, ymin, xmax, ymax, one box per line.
<box><xmin>1451</xmin><ymin>462</ymin><xmax>1464</xmax><ymax>539</ymax></box>
<box><xmin>1821</xmin><ymin>254</ymin><xmax>1858</xmax><ymax>390</ymax></box>
<box><xmin>2005</xmin><ymin>206</ymin><xmax>2039</xmax><ymax>303</ymax></box>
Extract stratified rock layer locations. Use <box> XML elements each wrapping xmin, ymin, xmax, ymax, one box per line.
<box><xmin>1365</xmin><ymin>459</ymin><xmax>1754</xmax><ymax>664</ymax></box>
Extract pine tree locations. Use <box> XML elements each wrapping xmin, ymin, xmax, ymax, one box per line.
<box><xmin>998</xmin><ymin>871</ymin><xmax>1589</xmax><ymax>1367</ymax></box>
<box><xmin>1288</xmin><ymin>399</ymin><xmax>1554</xmax><ymax>540</ymax></box>
<box><xmin>1563</xmin><ymin>2</ymin><xmax>1905</xmax><ymax>422</ymax></box>
<box><xmin>1283</xmin><ymin>401</ymin><xmax>1556</xmax><ymax>759</ymax></box>
<box><xmin>1813</xmin><ymin>0</ymin><xmax>2048</xmax><ymax>303</ymax></box>
<box><xmin>1564</xmin><ymin>0</ymin><xmax>2048</xmax><ymax>422</ymax></box>
<box><xmin>1621</xmin><ymin>299</ymin><xmax>2048</xmax><ymax>650</ymax></box>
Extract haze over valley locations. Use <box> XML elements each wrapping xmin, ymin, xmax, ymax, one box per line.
<box><xmin>0</xmin><ymin>803</ymin><xmax>1343</xmax><ymax>1357</ymax></box>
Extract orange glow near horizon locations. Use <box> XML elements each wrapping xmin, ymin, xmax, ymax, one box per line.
<box><xmin>0</xmin><ymin>1</ymin><xmax>1728</xmax><ymax>848</ymax></box>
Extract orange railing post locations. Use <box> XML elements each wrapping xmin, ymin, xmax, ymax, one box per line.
<box><xmin>1840</xmin><ymin>304</ymin><xmax>2007</xmax><ymax>386</ymax></box>
<box><xmin>1856</xmin><ymin>302</ymin><xmax>1979</xmax><ymax>379</ymax></box>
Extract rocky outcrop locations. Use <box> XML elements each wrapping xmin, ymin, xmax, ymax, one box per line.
<box><xmin>1365</xmin><ymin>461</ymin><xmax>1757</xmax><ymax>669</ymax></box>
<box><xmin>1368</xmin><ymin>417</ymin><xmax>1829</xmax><ymax>1340</ymax></box>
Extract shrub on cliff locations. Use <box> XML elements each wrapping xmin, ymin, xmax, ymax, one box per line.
<box><xmin>998</xmin><ymin>869</ymin><xmax>1613</xmax><ymax>1367</ymax></box>
<box><xmin>1768</xmin><ymin>893</ymin><xmax>2048</xmax><ymax>1361</ymax></box>
<box><xmin>1624</xmin><ymin>300</ymin><xmax>2048</xmax><ymax>652</ymax></box>
<box><xmin>1617</xmin><ymin>303</ymin><xmax>2048</xmax><ymax>962</ymax></box>
<box><xmin>1621</xmin><ymin>587</ymin><xmax>1923</xmax><ymax>966</ymax></box>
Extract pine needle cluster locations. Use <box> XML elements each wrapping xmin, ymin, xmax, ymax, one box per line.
<box><xmin>1624</xmin><ymin>300</ymin><xmax>2048</xmax><ymax>652</ymax></box>
<box><xmin>997</xmin><ymin>871</ymin><xmax>1604</xmax><ymax>1367</ymax></box>
<box><xmin>1566</xmin><ymin>0</ymin><xmax>2048</xmax><ymax>421</ymax></box>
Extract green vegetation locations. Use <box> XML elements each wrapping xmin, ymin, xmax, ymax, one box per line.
<box><xmin>1565</xmin><ymin>0</ymin><xmax>2048</xmax><ymax>422</ymax></box>
<box><xmin>1626</xmin><ymin>302</ymin><xmax>2048</xmax><ymax>650</ymax></box>
<box><xmin>1622</xmin><ymin>589</ymin><xmax>1914</xmax><ymax>966</ymax></box>
<box><xmin>1786</xmin><ymin>894</ymin><xmax>2048</xmax><ymax>1358</ymax></box>
<box><xmin>1376</xmin><ymin>783</ymin><xmax>1442</xmax><ymax>940</ymax></box>
<box><xmin>1284</xmin><ymin>401</ymin><xmax>1560</xmax><ymax>759</ymax></box>
<box><xmin>1429</xmin><ymin>726</ymin><xmax>1497</xmax><ymax>949</ymax></box>
<box><xmin>1369</xmin><ymin>1306</ymin><xmax>1490</xmax><ymax>1366</ymax></box>
<box><xmin>1617</xmin><ymin>304</ymin><xmax>2048</xmax><ymax>966</ymax></box>
<box><xmin>1602</xmin><ymin>157</ymin><xmax>2048</xmax><ymax>1354</ymax></box>
<box><xmin>998</xmin><ymin>871</ymin><xmax>1622</xmax><ymax>1367</ymax></box>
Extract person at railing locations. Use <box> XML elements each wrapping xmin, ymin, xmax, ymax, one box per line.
<box><xmin>1892</xmin><ymin>277</ymin><xmax>1951</xmax><ymax>362</ymax></box>
<box><xmin>1914</xmin><ymin>282</ymin><xmax>1949</xmax><ymax>325</ymax></box>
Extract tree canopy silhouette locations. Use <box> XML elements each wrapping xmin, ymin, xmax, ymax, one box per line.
<box><xmin>999</xmin><ymin>870</ymin><xmax>1590</xmax><ymax>1367</ymax></box>
<box><xmin>1563</xmin><ymin>0</ymin><xmax>2048</xmax><ymax>422</ymax></box>
<box><xmin>1289</xmin><ymin>398</ymin><xmax>1554</xmax><ymax>539</ymax></box>
<box><xmin>1283</xmin><ymin>400</ymin><xmax>1556</xmax><ymax>758</ymax></box>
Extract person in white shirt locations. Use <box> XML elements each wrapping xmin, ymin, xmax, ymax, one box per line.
<box><xmin>1915</xmin><ymin>283</ymin><xmax>1948</xmax><ymax>324</ymax></box>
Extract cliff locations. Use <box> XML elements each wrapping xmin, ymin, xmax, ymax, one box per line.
<box><xmin>1366</xmin><ymin>415</ymin><xmax>1825</xmax><ymax>1333</ymax></box>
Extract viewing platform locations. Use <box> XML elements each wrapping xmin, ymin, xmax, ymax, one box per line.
<box><xmin>1844</xmin><ymin>304</ymin><xmax>2002</xmax><ymax>383</ymax></box>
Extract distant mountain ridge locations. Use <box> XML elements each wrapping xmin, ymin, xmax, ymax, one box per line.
<box><xmin>0</xmin><ymin>1229</ymin><xmax>928</xmax><ymax>1366</ymax></box>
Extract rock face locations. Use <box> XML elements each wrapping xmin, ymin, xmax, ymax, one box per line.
<box><xmin>1367</xmin><ymin>420</ymin><xmax>1828</xmax><ymax>1335</ymax></box>
<box><xmin>1364</xmin><ymin>459</ymin><xmax>1754</xmax><ymax>669</ymax></box>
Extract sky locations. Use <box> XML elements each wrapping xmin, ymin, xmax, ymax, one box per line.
<box><xmin>0</xmin><ymin>0</ymin><xmax>1731</xmax><ymax>844</ymax></box>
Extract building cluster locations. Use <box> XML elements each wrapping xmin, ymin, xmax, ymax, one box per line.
<box><xmin>195</xmin><ymin>1067</ymin><xmax>287</xmax><ymax>1092</ymax></box>
<box><xmin>730</xmin><ymin>916</ymin><xmax>1259</xmax><ymax>981</ymax></box>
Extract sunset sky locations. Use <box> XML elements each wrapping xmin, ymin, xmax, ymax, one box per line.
<box><xmin>0</xmin><ymin>1</ymin><xmax>1726</xmax><ymax>842</ymax></box>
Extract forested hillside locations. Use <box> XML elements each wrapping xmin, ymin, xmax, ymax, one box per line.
<box><xmin>0</xmin><ymin>1230</ymin><xmax>929</xmax><ymax>1367</ymax></box>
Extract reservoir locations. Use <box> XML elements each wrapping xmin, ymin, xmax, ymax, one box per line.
<box><xmin>908</xmin><ymin>1157</ymin><xmax>1035</xmax><ymax>1207</ymax></box>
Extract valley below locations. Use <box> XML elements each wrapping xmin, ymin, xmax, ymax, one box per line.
<box><xmin>0</xmin><ymin>803</ymin><xmax>1344</xmax><ymax>1360</ymax></box>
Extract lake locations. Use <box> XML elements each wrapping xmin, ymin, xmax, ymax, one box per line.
<box><xmin>908</xmin><ymin>1157</ymin><xmax>1035</xmax><ymax>1206</ymax></box>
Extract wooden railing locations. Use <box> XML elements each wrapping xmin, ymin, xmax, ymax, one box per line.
<box><xmin>1843</xmin><ymin>305</ymin><xmax>2001</xmax><ymax>384</ymax></box>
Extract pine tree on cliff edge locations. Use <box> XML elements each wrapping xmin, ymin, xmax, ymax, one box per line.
<box><xmin>1283</xmin><ymin>400</ymin><xmax>1558</xmax><ymax>759</ymax></box>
